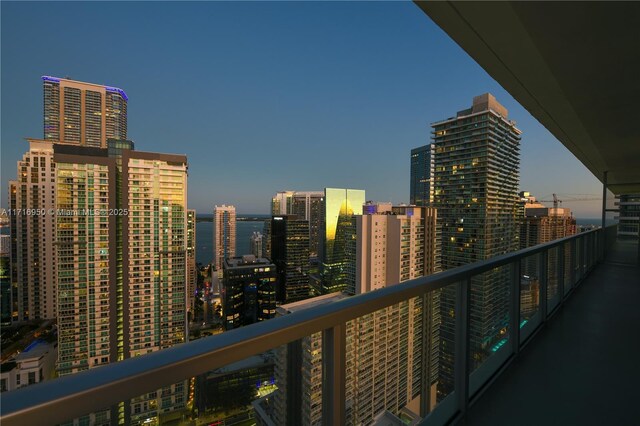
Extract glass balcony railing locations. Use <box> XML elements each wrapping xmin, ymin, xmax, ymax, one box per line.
<box><xmin>0</xmin><ymin>226</ymin><xmax>614</xmax><ymax>426</ymax></box>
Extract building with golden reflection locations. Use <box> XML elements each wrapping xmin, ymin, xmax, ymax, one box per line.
<box><xmin>320</xmin><ymin>188</ymin><xmax>365</xmax><ymax>294</ymax></box>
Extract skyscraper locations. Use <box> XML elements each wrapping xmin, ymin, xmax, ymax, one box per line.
<box><xmin>43</xmin><ymin>76</ymin><xmax>127</xmax><ymax>147</ymax></box>
<box><xmin>354</xmin><ymin>205</ymin><xmax>441</xmax><ymax>417</ymax></box>
<box><xmin>213</xmin><ymin>205</ymin><xmax>236</xmax><ymax>271</ymax></box>
<box><xmin>410</xmin><ymin>144</ymin><xmax>434</xmax><ymax>206</ymax></box>
<box><xmin>51</xmin><ymin>139</ymin><xmax>189</xmax><ymax>424</ymax></box>
<box><xmin>291</xmin><ymin>191</ymin><xmax>324</xmax><ymax>258</ymax></box>
<box><xmin>518</xmin><ymin>192</ymin><xmax>576</xmax><ymax>313</ymax></box>
<box><xmin>250</xmin><ymin>232</ymin><xmax>264</xmax><ymax>258</ymax></box>
<box><xmin>187</xmin><ymin>209</ymin><xmax>197</xmax><ymax>315</ymax></box>
<box><xmin>270</xmin><ymin>191</ymin><xmax>324</xmax><ymax>258</ymax></box>
<box><xmin>432</xmin><ymin>94</ymin><xmax>521</xmax><ymax>395</ymax></box>
<box><xmin>9</xmin><ymin>139</ymin><xmax>58</xmax><ymax>321</ymax></box>
<box><xmin>270</xmin><ymin>215</ymin><xmax>310</xmax><ymax>303</ymax></box>
<box><xmin>221</xmin><ymin>255</ymin><xmax>277</xmax><ymax>330</ymax></box>
<box><xmin>321</xmin><ymin>188</ymin><xmax>365</xmax><ymax>294</ymax></box>
<box><xmin>52</xmin><ymin>140</ymin><xmax>188</xmax><ymax>375</ymax></box>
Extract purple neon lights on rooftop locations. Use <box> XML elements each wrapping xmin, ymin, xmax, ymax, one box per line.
<box><xmin>41</xmin><ymin>76</ymin><xmax>129</xmax><ymax>101</ymax></box>
<box><xmin>41</xmin><ymin>75</ymin><xmax>60</xmax><ymax>83</ymax></box>
<box><xmin>104</xmin><ymin>86</ymin><xmax>129</xmax><ymax>101</ymax></box>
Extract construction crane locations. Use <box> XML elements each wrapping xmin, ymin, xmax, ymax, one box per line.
<box><xmin>537</xmin><ymin>194</ymin><xmax>562</xmax><ymax>213</ymax></box>
<box><xmin>536</xmin><ymin>194</ymin><xmax>601</xmax><ymax>211</ymax></box>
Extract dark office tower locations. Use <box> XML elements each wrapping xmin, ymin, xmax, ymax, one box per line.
<box><xmin>222</xmin><ymin>255</ymin><xmax>278</xmax><ymax>330</ymax></box>
<box><xmin>410</xmin><ymin>144</ymin><xmax>434</xmax><ymax>206</ymax></box>
<box><xmin>42</xmin><ymin>76</ymin><xmax>127</xmax><ymax>147</ymax></box>
<box><xmin>291</xmin><ymin>192</ymin><xmax>324</xmax><ymax>258</ymax></box>
<box><xmin>271</xmin><ymin>191</ymin><xmax>324</xmax><ymax>259</ymax></box>
<box><xmin>271</xmin><ymin>215</ymin><xmax>310</xmax><ymax>303</ymax></box>
<box><xmin>433</xmin><ymin>94</ymin><xmax>521</xmax><ymax>397</ymax></box>
<box><xmin>320</xmin><ymin>188</ymin><xmax>365</xmax><ymax>294</ymax></box>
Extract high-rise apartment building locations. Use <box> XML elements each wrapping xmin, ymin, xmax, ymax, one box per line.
<box><xmin>616</xmin><ymin>194</ymin><xmax>640</xmax><ymax>238</ymax></box>
<box><xmin>213</xmin><ymin>205</ymin><xmax>236</xmax><ymax>271</ymax></box>
<box><xmin>354</xmin><ymin>205</ymin><xmax>441</xmax><ymax>416</ymax></box>
<box><xmin>271</xmin><ymin>191</ymin><xmax>295</xmax><ymax>216</ymax></box>
<box><xmin>221</xmin><ymin>255</ymin><xmax>277</xmax><ymax>330</ymax></box>
<box><xmin>518</xmin><ymin>192</ymin><xmax>576</xmax><ymax>315</ymax></box>
<box><xmin>519</xmin><ymin>193</ymin><xmax>577</xmax><ymax>248</ymax></box>
<box><xmin>43</xmin><ymin>76</ymin><xmax>127</xmax><ymax>147</ymax></box>
<box><xmin>187</xmin><ymin>209</ymin><xmax>197</xmax><ymax>315</ymax></box>
<box><xmin>51</xmin><ymin>140</ymin><xmax>189</xmax><ymax>424</ymax></box>
<box><xmin>250</xmin><ymin>232</ymin><xmax>264</xmax><ymax>258</ymax></box>
<box><xmin>52</xmin><ymin>140</ymin><xmax>188</xmax><ymax>375</ymax></box>
<box><xmin>432</xmin><ymin>94</ymin><xmax>521</xmax><ymax>396</ymax></box>
<box><xmin>270</xmin><ymin>293</ymin><xmax>349</xmax><ymax>426</ymax></box>
<box><xmin>270</xmin><ymin>215</ymin><xmax>310</xmax><ymax>303</ymax></box>
<box><xmin>410</xmin><ymin>144</ymin><xmax>434</xmax><ymax>206</ymax></box>
<box><xmin>9</xmin><ymin>139</ymin><xmax>58</xmax><ymax>321</ymax></box>
<box><xmin>321</xmin><ymin>188</ymin><xmax>365</xmax><ymax>294</ymax></box>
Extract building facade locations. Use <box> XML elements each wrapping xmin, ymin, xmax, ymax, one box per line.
<box><xmin>321</xmin><ymin>188</ymin><xmax>365</xmax><ymax>294</ymax></box>
<box><xmin>410</xmin><ymin>144</ymin><xmax>434</xmax><ymax>206</ymax></box>
<box><xmin>432</xmin><ymin>94</ymin><xmax>521</xmax><ymax>397</ymax></box>
<box><xmin>9</xmin><ymin>140</ymin><xmax>58</xmax><ymax>321</ymax></box>
<box><xmin>250</xmin><ymin>231</ymin><xmax>264</xmax><ymax>258</ymax></box>
<box><xmin>43</xmin><ymin>76</ymin><xmax>127</xmax><ymax>147</ymax></box>
<box><xmin>187</xmin><ymin>209</ymin><xmax>197</xmax><ymax>315</ymax></box>
<box><xmin>616</xmin><ymin>194</ymin><xmax>640</xmax><ymax>238</ymax></box>
<box><xmin>270</xmin><ymin>215</ymin><xmax>310</xmax><ymax>303</ymax></box>
<box><xmin>213</xmin><ymin>205</ymin><xmax>236</xmax><ymax>271</ymax></box>
<box><xmin>222</xmin><ymin>255</ymin><xmax>278</xmax><ymax>330</ymax></box>
<box><xmin>271</xmin><ymin>191</ymin><xmax>324</xmax><ymax>258</ymax></box>
<box><xmin>354</xmin><ymin>205</ymin><xmax>441</xmax><ymax>417</ymax></box>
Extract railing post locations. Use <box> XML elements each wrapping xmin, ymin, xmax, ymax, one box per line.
<box><xmin>558</xmin><ymin>244</ymin><xmax>565</xmax><ymax>307</ymax></box>
<box><xmin>601</xmin><ymin>171</ymin><xmax>608</xmax><ymax>261</ymax></box>
<box><xmin>509</xmin><ymin>261</ymin><xmax>521</xmax><ymax>354</ymax></box>
<box><xmin>322</xmin><ymin>324</ymin><xmax>346</xmax><ymax>426</ymax></box>
<box><xmin>540</xmin><ymin>251</ymin><xmax>548</xmax><ymax>320</ymax></box>
<box><xmin>455</xmin><ymin>278</ymin><xmax>471</xmax><ymax>416</ymax></box>
<box><xmin>420</xmin><ymin>292</ymin><xmax>431</xmax><ymax>417</ymax></box>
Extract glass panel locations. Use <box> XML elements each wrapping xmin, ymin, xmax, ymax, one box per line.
<box><xmin>468</xmin><ymin>265</ymin><xmax>511</xmax><ymax>395</ymax></box>
<box><xmin>547</xmin><ymin>246</ymin><xmax>561</xmax><ymax>312</ymax></box>
<box><xmin>564</xmin><ymin>241</ymin><xmax>573</xmax><ymax>295</ymax></box>
<box><xmin>574</xmin><ymin>237</ymin><xmax>583</xmax><ymax>284</ymax></box>
<box><xmin>520</xmin><ymin>253</ymin><xmax>541</xmax><ymax>329</ymax></box>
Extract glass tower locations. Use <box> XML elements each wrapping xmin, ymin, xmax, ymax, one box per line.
<box><xmin>321</xmin><ymin>188</ymin><xmax>365</xmax><ymax>294</ymax></box>
<box><xmin>432</xmin><ymin>94</ymin><xmax>521</xmax><ymax>397</ymax></box>
<box><xmin>410</xmin><ymin>144</ymin><xmax>434</xmax><ymax>206</ymax></box>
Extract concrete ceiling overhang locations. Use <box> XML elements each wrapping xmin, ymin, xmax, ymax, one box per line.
<box><xmin>416</xmin><ymin>1</ymin><xmax>640</xmax><ymax>195</ymax></box>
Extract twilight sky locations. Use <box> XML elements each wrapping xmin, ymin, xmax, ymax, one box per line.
<box><xmin>1</xmin><ymin>1</ymin><xmax>605</xmax><ymax>216</ymax></box>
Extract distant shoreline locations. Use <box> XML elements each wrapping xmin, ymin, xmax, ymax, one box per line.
<box><xmin>196</xmin><ymin>215</ymin><xmax>269</xmax><ymax>223</ymax></box>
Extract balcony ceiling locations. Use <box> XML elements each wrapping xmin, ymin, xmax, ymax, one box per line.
<box><xmin>417</xmin><ymin>1</ymin><xmax>640</xmax><ymax>195</ymax></box>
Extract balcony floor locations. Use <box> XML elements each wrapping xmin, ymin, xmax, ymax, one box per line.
<box><xmin>462</xmin><ymin>240</ymin><xmax>640</xmax><ymax>426</ymax></box>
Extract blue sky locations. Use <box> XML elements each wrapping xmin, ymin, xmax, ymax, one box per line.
<box><xmin>1</xmin><ymin>1</ymin><xmax>604</xmax><ymax>216</ymax></box>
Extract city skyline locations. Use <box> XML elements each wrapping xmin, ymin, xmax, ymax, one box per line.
<box><xmin>1</xmin><ymin>2</ymin><xmax>605</xmax><ymax>216</ymax></box>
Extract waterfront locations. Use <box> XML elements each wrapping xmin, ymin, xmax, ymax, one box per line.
<box><xmin>196</xmin><ymin>219</ymin><xmax>266</xmax><ymax>265</ymax></box>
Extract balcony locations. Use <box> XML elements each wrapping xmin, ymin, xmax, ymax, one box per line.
<box><xmin>3</xmin><ymin>225</ymin><xmax>638</xmax><ymax>425</ymax></box>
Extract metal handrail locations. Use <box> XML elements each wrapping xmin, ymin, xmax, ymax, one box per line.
<box><xmin>0</xmin><ymin>226</ymin><xmax>610</xmax><ymax>426</ymax></box>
